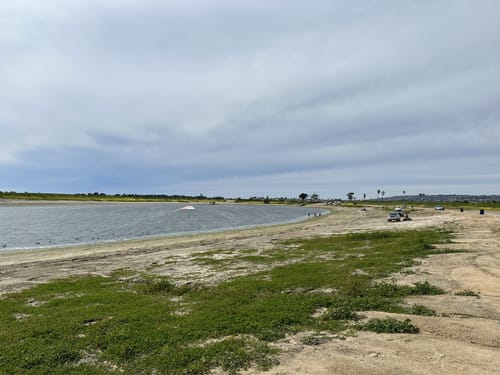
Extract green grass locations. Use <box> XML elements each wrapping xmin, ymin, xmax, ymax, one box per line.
<box><xmin>454</xmin><ymin>289</ymin><xmax>480</xmax><ymax>297</ymax></box>
<box><xmin>191</xmin><ymin>256</ymin><xmax>230</xmax><ymax>267</ymax></box>
<box><xmin>358</xmin><ymin>318</ymin><xmax>419</xmax><ymax>334</ymax></box>
<box><xmin>406</xmin><ymin>304</ymin><xmax>438</xmax><ymax>316</ymax></box>
<box><xmin>0</xmin><ymin>229</ymin><xmax>454</xmax><ymax>374</ymax></box>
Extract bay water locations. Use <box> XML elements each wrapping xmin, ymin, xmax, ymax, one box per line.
<box><xmin>0</xmin><ymin>203</ymin><xmax>326</xmax><ymax>251</ymax></box>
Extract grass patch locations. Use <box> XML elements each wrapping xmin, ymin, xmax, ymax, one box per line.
<box><xmin>406</xmin><ymin>304</ymin><xmax>438</xmax><ymax>316</ymax></box>
<box><xmin>358</xmin><ymin>318</ymin><xmax>419</xmax><ymax>334</ymax></box>
<box><xmin>191</xmin><ymin>256</ymin><xmax>230</xmax><ymax>267</ymax></box>
<box><xmin>323</xmin><ymin>307</ymin><xmax>361</xmax><ymax>321</ymax></box>
<box><xmin>0</xmin><ymin>229</ymin><xmax>453</xmax><ymax>374</ymax></box>
<box><xmin>409</xmin><ymin>281</ymin><xmax>445</xmax><ymax>295</ymax></box>
<box><xmin>454</xmin><ymin>289</ymin><xmax>480</xmax><ymax>297</ymax></box>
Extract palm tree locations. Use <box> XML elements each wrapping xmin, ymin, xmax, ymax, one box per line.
<box><xmin>381</xmin><ymin>191</ymin><xmax>385</xmax><ymax>200</ymax></box>
<box><xmin>377</xmin><ymin>189</ymin><xmax>381</xmax><ymax>199</ymax></box>
<box><xmin>363</xmin><ymin>193</ymin><xmax>366</xmax><ymax>200</ymax></box>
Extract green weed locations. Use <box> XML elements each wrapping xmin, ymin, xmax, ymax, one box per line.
<box><xmin>192</xmin><ymin>256</ymin><xmax>229</xmax><ymax>267</ymax></box>
<box><xmin>359</xmin><ymin>318</ymin><xmax>419</xmax><ymax>334</ymax></box>
<box><xmin>454</xmin><ymin>289</ymin><xmax>480</xmax><ymax>297</ymax></box>
<box><xmin>410</xmin><ymin>281</ymin><xmax>445</xmax><ymax>295</ymax></box>
<box><xmin>407</xmin><ymin>304</ymin><xmax>437</xmax><ymax>316</ymax></box>
<box><xmin>323</xmin><ymin>307</ymin><xmax>361</xmax><ymax>321</ymax></box>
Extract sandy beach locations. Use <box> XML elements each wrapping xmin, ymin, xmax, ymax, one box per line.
<box><xmin>1</xmin><ymin>205</ymin><xmax>499</xmax><ymax>374</ymax></box>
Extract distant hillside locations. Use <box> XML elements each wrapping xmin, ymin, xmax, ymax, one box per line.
<box><xmin>383</xmin><ymin>194</ymin><xmax>500</xmax><ymax>203</ymax></box>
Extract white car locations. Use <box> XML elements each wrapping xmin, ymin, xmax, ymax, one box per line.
<box><xmin>435</xmin><ymin>206</ymin><xmax>445</xmax><ymax>211</ymax></box>
<box><xmin>387</xmin><ymin>212</ymin><xmax>401</xmax><ymax>222</ymax></box>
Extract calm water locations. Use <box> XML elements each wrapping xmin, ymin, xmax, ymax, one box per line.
<box><xmin>0</xmin><ymin>203</ymin><xmax>326</xmax><ymax>251</ymax></box>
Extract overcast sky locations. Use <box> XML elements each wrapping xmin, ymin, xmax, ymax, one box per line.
<box><xmin>1</xmin><ymin>0</ymin><xmax>499</xmax><ymax>199</ymax></box>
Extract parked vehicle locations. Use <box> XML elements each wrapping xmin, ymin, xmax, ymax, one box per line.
<box><xmin>435</xmin><ymin>205</ymin><xmax>445</xmax><ymax>211</ymax></box>
<box><xmin>387</xmin><ymin>212</ymin><xmax>401</xmax><ymax>222</ymax></box>
<box><xmin>394</xmin><ymin>207</ymin><xmax>406</xmax><ymax>217</ymax></box>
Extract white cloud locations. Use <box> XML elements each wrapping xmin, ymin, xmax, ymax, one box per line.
<box><xmin>1</xmin><ymin>0</ymin><xmax>499</xmax><ymax>195</ymax></box>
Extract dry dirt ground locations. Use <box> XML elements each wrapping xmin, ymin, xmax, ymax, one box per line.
<box><xmin>1</xmin><ymin>205</ymin><xmax>500</xmax><ymax>374</ymax></box>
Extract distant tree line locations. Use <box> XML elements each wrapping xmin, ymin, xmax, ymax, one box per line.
<box><xmin>0</xmin><ymin>191</ymin><xmax>226</xmax><ymax>202</ymax></box>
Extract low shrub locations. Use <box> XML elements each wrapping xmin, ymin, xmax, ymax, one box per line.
<box><xmin>323</xmin><ymin>307</ymin><xmax>360</xmax><ymax>321</ymax></box>
<box><xmin>410</xmin><ymin>281</ymin><xmax>445</xmax><ymax>295</ymax></box>
<box><xmin>407</xmin><ymin>304</ymin><xmax>437</xmax><ymax>316</ymax></box>
<box><xmin>359</xmin><ymin>318</ymin><xmax>419</xmax><ymax>334</ymax></box>
<box><xmin>454</xmin><ymin>289</ymin><xmax>480</xmax><ymax>297</ymax></box>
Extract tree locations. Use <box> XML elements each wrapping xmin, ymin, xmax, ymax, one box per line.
<box><xmin>310</xmin><ymin>193</ymin><xmax>319</xmax><ymax>202</ymax></box>
<box><xmin>299</xmin><ymin>193</ymin><xmax>308</xmax><ymax>202</ymax></box>
<box><xmin>347</xmin><ymin>192</ymin><xmax>355</xmax><ymax>201</ymax></box>
<box><xmin>377</xmin><ymin>189</ymin><xmax>381</xmax><ymax>199</ymax></box>
<box><xmin>363</xmin><ymin>193</ymin><xmax>366</xmax><ymax>200</ymax></box>
<box><xmin>381</xmin><ymin>191</ymin><xmax>385</xmax><ymax>199</ymax></box>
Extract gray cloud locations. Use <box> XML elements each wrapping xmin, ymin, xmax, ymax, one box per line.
<box><xmin>1</xmin><ymin>0</ymin><xmax>499</xmax><ymax>197</ymax></box>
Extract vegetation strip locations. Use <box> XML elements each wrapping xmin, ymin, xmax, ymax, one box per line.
<box><xmin>0</xmin><ymin>229</ymin><xmax>455</xmax><ymax>374</ymax></box>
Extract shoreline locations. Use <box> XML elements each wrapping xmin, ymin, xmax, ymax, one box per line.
<box><xmin>1</xmin><ymin>206</ymin><xmax>499</xmax><ymax>374</ymax></box>
<box><xmin>0</xmin><ymin>205</ymin><xmax>440</xmax><ymax>291</ymax></box>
